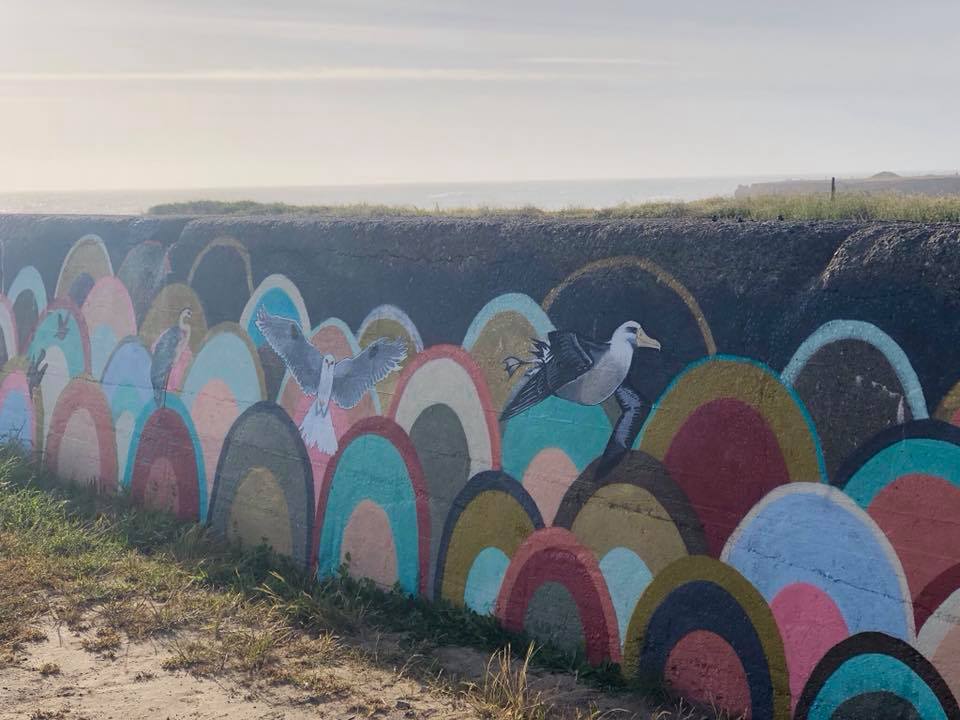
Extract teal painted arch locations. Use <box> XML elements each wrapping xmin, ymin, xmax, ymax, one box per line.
<box><xmin>501</xmin><ymin>395</ymin><xmax>612</xmax><ymax>481</ymax></box>
<box><xmin>461</xmin><ymin>293</ymin><xmax>555</xmax><ymax>350</ymax></box>
<box><xmin>240</xmin><ymin>274</ymin><xmax>310</xmax><ymax>349</ymax></box>
<box><xmin>8</xmin><ymin>265</ymin><xmax>47</xmax><ymax>313</ymax></box>
<box><xmin>782</xmin><ymin>319</ymin><xmax>928</xmax><ymax>419</ymax></box>
<box><xmin>181</xmin><ymin>326</ymin><xmax>265</xmax><ymax>412</ymax></box>
<box><xmin>316</xmin><ymin>431</ymin><xmax>422</xmax><ymax>594</ymax></box>
<box><xmin>27</xmin><ymin>304</ymin><xmax>88</xmax><ymax>379</ymax></box>
<box><xmin>843</xmin><ymin>438</ymin><xmax>960</xmax><ymax>508</ymax></box>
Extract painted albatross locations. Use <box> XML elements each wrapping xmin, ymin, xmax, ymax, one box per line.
<box><xmin>501</xmin><ymin>320</ymin><xmax>661</xmax><ymax>476</ymax></box>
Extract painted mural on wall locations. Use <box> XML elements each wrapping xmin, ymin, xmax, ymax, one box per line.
<box><xmin>2</xmin><ymin>228</ymin><xmax>960</xmax><ymax>720</ymax></box>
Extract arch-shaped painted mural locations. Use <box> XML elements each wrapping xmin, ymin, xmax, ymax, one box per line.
<box><xmin>783</xmin><ymin>319</ymin><xmax>928</xmax><ymax>478</ymax></box>
<box><xmin>182</xmin><ymin>323</ymin><xmax>266</xmax><ymax>505</ymax></box>
<box><xmin>495</xmin><ymin>527</ymin><xmax>621</xmax><ymax>665</ymax></box>
<box><xmin>462</xmin><ymin>292</ymin><xmax>555</xmax><ymax>414</ymax></box>
<box><xmin>26</xmin><ymin>302</ymin><xmax>92</xmax><ymax>447</ymax></box>
<box><xmin>55</xmin><ymin>234</ymin><xmax>114</xmax><ymax>304</ymax></box>
<box><xmin>45</xmin><ymin>377</ymin><xmax>117</xmax><ymax>494</ymax></box>
<box><xmin>795</xmin><ymin>633</ymin><xmax>959</xmax><ymax>720</ymax></box>
<box><xmin>115</xmin><ymin>240</ymin><xmax>169</xmax><ymax>323</ymax></box>
<box><xmin>275</xmin><ymin>318</ymin><xmax>379</xmax><ymax>509</ymax></box>
<box><xmin>0</xmin><ymin>367</ymin><xmax>34</xmax><ymax>448</ymax></box>
<box><xmin>918</xmin><ymin>586</ymin><xmax>960</xmax><ymax>703</ymax></box>
<box><xmin>313</xmin><ymin>417</ymin><xmax>429</xmax><ymax>595</ymax></box>
<box><xmin>833</xmin><ymin>421</ymin><xmax>960</xmax><ymax>625</ymax></box>
<box><xmin>357</xmin><ymin>304</ymin><xmax>422</xmax><ymax>411</ymax></box>
<box><xmin>721</xmin><ymin>483</ymin><xmax>914</xmax><ymax>707</ymax></box>
<box><xmin>390</xmin><ymin>345</ymin><xmax>501</xmax><ymax>590</ymax></box>
<box><xmin>390</xmin><ymin>345</ymin><xmax>500</xmax><ymax>477</ymax></box>
<box><xmin>240</xmin><ymin>274</ymin><xmax>310</xmax><ymax>399</ymax></box>
<box><xmin>434</xmin><ymin>470</ymin><xmax>544</xmax><ymax>606</ymax></box>
<box><xmin>542</xmin><ymin>255</ymin><xmax>716</xmax><ymax>408</ymax></box>
<box><xmin>622</xmin><ymin>556</ymin><xmax>791</xmax><ymax>720</ymax></box>
<box><xmin>99</xmin><ymin>337</ymin><xmax>154</xmax><ymax>477</ymax></box>
<box><xmin>124</xmin><ymin>396</ymin><xmax>206</xmax><ymax>522</ymax></box>
<box><xmin>637</xmin><ymin>355</ymin><xmax>825</xmax><ymax>555</ymax></box>
<box><xmin>5</xmin><ymin>218</ymin><xmax>960</xmax><ymax>719</ymax></box>
<box><xmin>8</xmin><ymin>265</ymin><xmax>47</xmax><ymax>352</ymax></box>
<box><xmin>81</xmin><ymin>276</ymin><xmax>137</xmax><ymax>379</ymax></box>
<box><xmin>187</xmin><ymin>237</ymin><xmax>255</xmax><ymax>329</ymax></box>
<box><xmin>0</xmin><ymin>295</ymin><xmax>18</xmax><ymax>366</ymax></box>
<box><xmin>209</xmin><ymin>401</ymin><xmax>314</xmax><ymax>566</ymax></box>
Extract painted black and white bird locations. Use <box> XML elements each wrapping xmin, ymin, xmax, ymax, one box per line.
<box><xmin>150</xmin><ymin>307</ymin><xmax>192</xmax><ymax>408</ymax></box>
<box><xmin>502</xmin><ymin>320</ymin><xmax>661</xmax><ymax>477</ymax></box>
<box><xmin>255</xmin><ymin>308</ymin><xmax>407</xmax><ymax>455</ymax></box>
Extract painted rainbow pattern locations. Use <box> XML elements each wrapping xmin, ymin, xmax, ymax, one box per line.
<box><xmin>1</xmin><ymin>231</ymin><xmax>959</xmax><ymax>719</ymax></box>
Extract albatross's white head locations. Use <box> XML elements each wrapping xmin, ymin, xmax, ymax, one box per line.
<box><xmin>612</xmin><ymin>321</ymin><xmax>661</xmax><ymax>351</ymax></box>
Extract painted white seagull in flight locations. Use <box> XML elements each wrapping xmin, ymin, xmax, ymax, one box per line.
<box><xmin>256</xmin><ymin>308</ymin><xmax>407</xmax><ymax>455</ymax></box>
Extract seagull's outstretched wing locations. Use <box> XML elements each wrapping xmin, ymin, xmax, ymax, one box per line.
<box><xmin>332</xmin><ymin>337</ymin><xmax>407</xmax><ymax>409</ymax></box>
<box><xmin>596</xmin><ymin>384</ymin><xmax>651</xmax><ymax>478</ymax></box>
<box><xmin>500</xmin><ymin>331</ymin><xmax>602</xmax><ymax>421</ymax></box>
<box><xmin>255</xmin><ymin>309</ymin><xmax>322</xmax><ymax>394</ymax></box>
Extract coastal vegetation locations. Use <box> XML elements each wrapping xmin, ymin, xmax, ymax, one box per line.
<box><xmin>148</xmin><ymin>193</ymin><xmax>960</xmax><ymax>222</ymax></box>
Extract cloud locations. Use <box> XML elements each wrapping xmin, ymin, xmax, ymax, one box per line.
<box><xmin>0</xmin><ymin>67</ymin><xmax>594</xmax><ymax>83</ymax></box>
<box><xmin>522</xmin><ymin>56</ymin><xmax>673</xmax><ymax>66</ymax></box>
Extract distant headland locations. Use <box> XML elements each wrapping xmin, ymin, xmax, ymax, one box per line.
<box><xmin>736</xmin><ymin>171</ymin><xmax>960</xmax><ymax>198</ymax></box>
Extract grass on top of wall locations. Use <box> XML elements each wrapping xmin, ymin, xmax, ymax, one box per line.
<box><xmin>147</xmin><ymin>193</ymin><xmax>960</xmax><ymax>222</ymax></box>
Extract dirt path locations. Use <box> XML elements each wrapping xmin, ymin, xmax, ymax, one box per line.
<box><xmin>1</xmin><ymin>625</ymin><xmax>476</xmax><ymax>720</ymax></box>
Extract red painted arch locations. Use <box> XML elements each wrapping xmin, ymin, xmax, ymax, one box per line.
<box><xmin>663</xmin><ymin>398</ymin><xmax>792</xmax><ymax>556</ymax></box>
<box><xmin>129</xmin><ymin>408</ymin><xmax>200</xmax><ymax>521</ymax></box>
<box><xmin>495</xmin><ymin>527</ymin><xmax>621</xmax><ymax>664</ymax></box>
<box><xmin>45</xmin><ymin>378</ymin><xmax>117</xmax><ymax>494</ymax></box>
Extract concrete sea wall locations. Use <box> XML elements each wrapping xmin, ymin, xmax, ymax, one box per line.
<box><xmin>1</xmin><ymin>214</ymin><xmax>960</xmax><ymax>719</ymax></box>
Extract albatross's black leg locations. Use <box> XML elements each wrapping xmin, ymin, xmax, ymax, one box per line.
<box><xmin>595</xmin><ymin>383</ymin><xmax>652</xmax><ymax>479</ymax></box>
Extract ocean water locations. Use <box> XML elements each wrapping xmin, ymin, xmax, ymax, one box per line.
<box><xmin>0</xmin><ymin>175</ymin><xmax>807</xmax><ymax>215</ymax></box>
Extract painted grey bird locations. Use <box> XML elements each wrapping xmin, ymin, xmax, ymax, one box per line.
<box><xmin>255</xmin><ymin>308</ymin><xmax>407</xmax><ymax>455</ymax></box>
<box><xmin>502</xmin><ymin>320</ymin><xmax>661</xmax><ymax>477</ymax></box>
<box><xmin>151</xmin><ymin>307</ymin><xmax>192</xmax><ymax>407</ymax></box>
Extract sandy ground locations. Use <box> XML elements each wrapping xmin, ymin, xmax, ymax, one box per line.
<box><xmin>1</xmin><ymin>625</ymin><xmax>654</xmax><ymax>720</ymax></box>
<box><xmin>0</xmin><ymin>626</ymin><xmax>478</xmax><ymax>720</ymax></box>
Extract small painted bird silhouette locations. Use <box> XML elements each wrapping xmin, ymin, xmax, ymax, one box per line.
<box><xmin>255</xmin><ymin>308</ymin><xmax>406</xmax><ymax>454</ymax></box>
<box><xmin>54</xmin><ymin>313</ymin><xmax>69</xmax><ymax>341</ymax></box>
<box><xmin>27</xmin><ymin>349</ymin><xmax>47</xmax><ymax>397</ymax></box>
<box><xmin>150</xmin><ymin>307</ymin><xmax>192</xmax><ymax>407</ymax></box>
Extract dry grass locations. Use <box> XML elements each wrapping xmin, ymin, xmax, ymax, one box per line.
<box><xmin>0</xmin><ymin>448</ymin><xmax>730</xmax><ymax>720</ymax></box>
<box><xmin>464</xmin><ymin>644</ymin><xmax>552</xmax><ymax>720</ymax></box>
<box><xmin>147</xmin><ymin>192</ymin><xmax>960</xmax><ymax>222</ymax></box>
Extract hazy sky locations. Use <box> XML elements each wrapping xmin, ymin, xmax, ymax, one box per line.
<box><xmin>2</xmin><ymin>0</ymin><xmax>958</xmax><ymax>191</ymax></box>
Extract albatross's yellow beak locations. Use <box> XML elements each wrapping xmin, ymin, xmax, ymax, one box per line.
<box><xmin>635</xmin><ymin>328</ymin><xmax>661</xmax><ymax>351</ymax></box>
